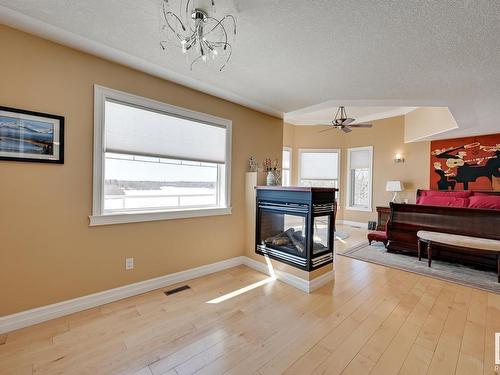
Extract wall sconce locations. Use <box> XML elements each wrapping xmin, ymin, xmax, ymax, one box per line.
<box><xmin>394</xmin><ymin>153</ymin><xmax>405</xmax><ymax>163</ymax></box>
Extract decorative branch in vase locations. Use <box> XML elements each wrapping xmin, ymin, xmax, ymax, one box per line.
<box><xmin>263</xmin><ymin>158</ymin><xmax>281</xmax><ymax>186</ymax></box>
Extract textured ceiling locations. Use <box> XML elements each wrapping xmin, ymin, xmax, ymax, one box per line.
<box><xmin>285</xmin><ymin>106</ymin><xmax>417</xmax><ymax>125</ymax></box>
<box><xmin>0</xmin><ymin>0</ymin><xmax>499</xmax><ymax>138</ymax></box>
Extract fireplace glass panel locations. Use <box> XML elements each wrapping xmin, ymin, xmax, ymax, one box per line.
<box><xmin>259</xmin><ymin>210</ymin><xmax>307</xmax><ymax>258</ymax></box>
<box><xmin>312</xmin><ymin>216</ymin><xmax>330</xmax><ymax>255</ymax></box>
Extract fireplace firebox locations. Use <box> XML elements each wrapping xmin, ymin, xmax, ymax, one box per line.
<box><xmin>255</xmin><ymin>186</ymin><xmax>338</xmax><ymax>271</ymax></box>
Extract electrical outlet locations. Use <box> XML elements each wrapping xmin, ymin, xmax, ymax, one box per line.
<box><xmin>125</xmin><ymin>258</ymin><xmax>134</xmax><ymax>270</ymax></box>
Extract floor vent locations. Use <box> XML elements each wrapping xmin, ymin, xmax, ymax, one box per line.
<box><xmin>164</xmin><ymin>285</ymin><xmax>191</xmax><ymax>296</ymax></box>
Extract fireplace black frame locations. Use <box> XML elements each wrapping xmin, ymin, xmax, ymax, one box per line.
<box><xmin>255</xmin><ymin>186</ymin><xmax>338</xmax><ymax>271</ymax></box>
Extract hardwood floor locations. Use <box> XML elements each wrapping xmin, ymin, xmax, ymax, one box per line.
<box><xmin>1</xmin><ymin>226</ymin><xmax>499</xmax><ymax>375</ymax></box>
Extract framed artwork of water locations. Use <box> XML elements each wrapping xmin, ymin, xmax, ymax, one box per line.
<box><xmin>0</xmin><ymin>106</ymin><xmax>64</xmax><ymax>163</ymax></box>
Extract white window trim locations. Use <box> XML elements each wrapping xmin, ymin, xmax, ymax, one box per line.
<box><xmin>282</xmin><ymin>146</ymin><xmax>292</xmax><ymax>186</ymax></box>
<box><xmin>90</xmin><ymin>85</ymin><xmax>232</xmax><ymax>226</ymax></box>
<box><xmin>297</xmin><ymin>148</ymin><xmax>341</xmax><ymax>188</ymax></box>
<box><xmin>345</xmin><ymin>145</ymin><xmax>373</xmax><ymax>212</ymax></box>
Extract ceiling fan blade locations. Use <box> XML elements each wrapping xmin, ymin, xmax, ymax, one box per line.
<box><xmin>319</xmin><ymin>126</ymin><xmax>336</xmax><ymax>133</ymax></box>
<box><xmin>349</xmin><ymin>123</ymin><xmax>373</xmax><ymax>128</ymax></box>
<box><xmin>342</xmin><ymin>126</ymin><xmax>353</xmax><ymax>133</ymax></box>
<box><xmin>342</xmin><ymin>118</ymin><xmax>355</xmax><ymax>126</ymax></box>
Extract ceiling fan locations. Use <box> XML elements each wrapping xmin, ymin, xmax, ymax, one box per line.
<box><xmin>321</xmin><ymin>106</ymin><xmax>373</xmax><ymax>133</ymax></box>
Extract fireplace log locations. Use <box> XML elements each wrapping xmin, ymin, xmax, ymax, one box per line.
<box><xmin>285</xmin><ymin>228</ymin><xmax>305</xmax><ymax>252</ymax></box>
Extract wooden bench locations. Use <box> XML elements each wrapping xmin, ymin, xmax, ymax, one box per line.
<box><xmin>417</xmin><ymin>230</ymin><xmax>500</xmax><ymax>282</ymax></box>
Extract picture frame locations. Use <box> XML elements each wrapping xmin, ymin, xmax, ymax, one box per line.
<box><xmin>0</xmin><ymin>106</ymin><xmax>64</xmax><ymax>164</ymax></box>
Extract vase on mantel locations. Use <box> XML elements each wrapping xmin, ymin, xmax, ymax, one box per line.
<box><xmin>266</xmin><ymin>171</ymin><xmax>276</xmax><ymax>186</ymax></box>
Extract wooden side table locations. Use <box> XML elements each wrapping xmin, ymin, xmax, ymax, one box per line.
<box><xmin>376</xmin><ymin>206</ymin><xmax>391</xmax><ymax>231</ymax></box>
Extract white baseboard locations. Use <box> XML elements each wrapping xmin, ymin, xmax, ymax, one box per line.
<box><xmin>0</xmin><ymin>255</ymin><xmax>336</xmax><ymax>334</ymax></box>
<box><xmin>309</xmin><ymin>270</ymin><xmax>335</xmax><ymax>292</ymax></box>
<box><xmin>242</xmin><ymin>256</ymin><xmax>334</xmax><ymax>293</ymax></box>
<box><xmin>0</xmin><ymin>256</ymin><xmax>244</xmax><ymax>334</ymax></box>
<box><xmin>338</xmin><ymin>220</ymin><xmax>369</xmax><ymax>229</ymax></box>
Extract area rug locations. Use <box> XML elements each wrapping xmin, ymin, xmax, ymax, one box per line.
<box><xmin>339</xmin><ymin>243</ymin><xmax>500</xmax><ymax>293</ymax></box>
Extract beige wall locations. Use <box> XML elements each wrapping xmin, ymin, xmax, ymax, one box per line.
<box><xmin>404</xmin><ymin>107</ymin><xmax>457</xmax><ymax>142</ymax></box>
<box><xmin>0</xmin><ymin>25</ymin><xmax>283</xmax><ymax>316</ymax></box>
<box><xmin>284</xmin><ymin>116</ymin><xmax>430</xmax><ymax>223</ymax></box>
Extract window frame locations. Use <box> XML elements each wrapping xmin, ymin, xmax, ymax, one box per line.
<box><xmin>297</xmin><ymin>148</ymin><xmax>341</xmax><ymax>189</ymax></box>
<box><xmin>90</xmin><ymin>85</ymin><xmax>232</xmax><ymax>226</ymax></box>
<box><xmin>282</xmin><ymin>146</ymin><xmax>292</xmax><ymax>186</ymax></box>
<box><xmin>345</xmin><ymin>146</ymin><xmax>373</xmax><ymax>212</ymax></box>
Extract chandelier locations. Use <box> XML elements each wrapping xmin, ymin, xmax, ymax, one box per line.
<box><xmin>160</xmin><ymin>0</ymin><xmax>237</xmax><ymax>71</ymax></box>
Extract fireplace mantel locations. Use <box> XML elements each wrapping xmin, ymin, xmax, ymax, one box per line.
<box><xmin>255</xmin><ymin>186</ymin><xmax>338</xmax><ymax>193</ymax></box>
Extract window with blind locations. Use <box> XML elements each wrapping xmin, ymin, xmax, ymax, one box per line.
<box><xmin>91</xmin><ymin>86</ymin><xmax>232</xmax><ymax>225</ymax></box>
<box><xmin>346</xmin><ymin>146</ymin><xmax>373</xmax><ymax>211</ymax></box>
<box><xmin>282</xmin><ymin>147</ymin><xmax>292</xmax><ymax>186</ymax></box>
<box><xmin>298</xmin><ymin>149</ymin><xmax>340</xmax><ymax>188</ymax></box>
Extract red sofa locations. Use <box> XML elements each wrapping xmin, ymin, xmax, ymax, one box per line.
<box><xmin>386</xmin><ymin>190</ymin><xmax>500</xmax><ymax>269</ymax></box>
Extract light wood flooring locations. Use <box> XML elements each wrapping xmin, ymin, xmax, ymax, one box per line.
<box><xmin>1</xmin><ymin>225</ymin><xmax>499</xmax><ymax>375</ymax></box>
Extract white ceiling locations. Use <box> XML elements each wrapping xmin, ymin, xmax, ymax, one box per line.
<box><xmin>285</xmin><ymin>105</ymin><xmax>417</xmax><ymax>125</ymax></box>
<box><xmin>1</xmin><ymin>0</ymin><xmax>499</xmax><ymax>139</ymax></box>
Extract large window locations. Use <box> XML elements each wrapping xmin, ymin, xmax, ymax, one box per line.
<box><xmin>91</xmin><ymin>86</ymin><xmax>231</xmax><ymax>225</ymax></box>
<box><xmin>282</xmin><ymin>147</ymin><xmax>292</xmax><ymax>186</ymax></box>
<box><xmin>346</xmin><ymin>146</ymin><xmax>373</xmax><ymax>211</ymax></box>
<box><xmin>298</xmin><ymin>149</ymin><xmax>340</xmax><ymax>188</ymax></box>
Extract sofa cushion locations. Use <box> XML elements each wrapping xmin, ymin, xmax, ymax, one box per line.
<box><xmin>468</xmin><ymin>195</ymin><xmax>500</xmax><ymax>209</ymax></box>
<box><xmin>418</xmin><ymin>196</ymin><xmax>470</xmax><ymax>207</ymax></box>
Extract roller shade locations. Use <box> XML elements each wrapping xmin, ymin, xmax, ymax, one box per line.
<box><xmin>105</xmin><ymin>100</ymin><xmax>227</xmax><ymax>164</ymax></box>
<box><xmin>350</xmin><ymin>149</ymin><xmax>370</xmax><ymax>169</ymax></box>
<box><xmin>282</xmin><ymin>149</ymin><xmax>291</xmax><ymax>169</ymax></box>
<box><xmin>300</xmin><ymin>152</ymin><xmax>338</xmax><ymax>180</ymax></box>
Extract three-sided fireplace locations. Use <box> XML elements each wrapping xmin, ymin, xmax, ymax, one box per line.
<box><xmin>255</xmin><ymin>186</ymin><xmax>338</xmax><ymax>271</ymax></box>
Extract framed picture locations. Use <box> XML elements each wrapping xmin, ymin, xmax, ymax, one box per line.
<box><xmin>0</xmin><ymin>106</ymin><xmax>64</xmax><ymax>163</ymax></box>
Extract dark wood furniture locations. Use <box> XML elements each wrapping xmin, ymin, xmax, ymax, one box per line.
<box><xmin>376</xmin><ymin>206</ymin><xmax>391</xmax><ymax>231</ymax></box>
<box><xmin>255</xmin><ymin>186</ymin><xmax>338</xmax><ymax>271</ymax></box>
<box><xmin>387</xmin><ymin>202</ymin><xmax>500</xmax><ymax>269</ymax></box>
<box><xmin>417</xmin><ymin>231</ymin><xmax>500</xmax><ymax>282</ymax></box>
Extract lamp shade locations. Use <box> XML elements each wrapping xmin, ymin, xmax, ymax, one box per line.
<box><xmin>386</xmin><ymin>180</ymin><xmax>404</xmax><ymax>192</ymax></box>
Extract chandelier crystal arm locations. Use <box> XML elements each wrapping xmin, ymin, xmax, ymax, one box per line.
<box><xmin>162</xmin><ymin>3</ymin><xmax>186</xmax><ymax>40</ymax></box>
<box><xmin>204</xmin><ymin>15</ymin><xmax>236</xmax><ymax>40</ymax></box>
<box><xmin>190</xmin><ymin>54</ymin><xmax>203</xmax><ymax>70</ymax></box>
<box><xmin>212</xmin><ymin>41</ymin><xmax>232</xmax><ymax>71</ymax></box>
<box><xmin>204</xmin><ymin>16</ymin><xmax>228</xmax><ymax>46</ymax></box>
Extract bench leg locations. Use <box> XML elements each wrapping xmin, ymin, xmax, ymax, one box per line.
<box><xmin>427</xmin><ymin>242</ymin><xmax>432</xmax><ymax>268</ymax></box>
<box><xmin>418</xmin><ymin>240</ymin><xmax>422</xmax><ymax>261</ymax></box>
<box><xmin>498</xmin><ymin>254</ymin><xmax>499</xmax><ymax>283</ymax></box>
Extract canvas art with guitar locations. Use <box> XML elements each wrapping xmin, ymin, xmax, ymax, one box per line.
<box><xmin>430</xmin><ymin>133</ymin><xmax>500</xmax><ymax>190</ymax></box>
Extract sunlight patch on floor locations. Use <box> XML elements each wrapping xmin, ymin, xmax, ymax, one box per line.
<box><xmin>206</xmin><ymin>277</ymin><xmax>276</xmax><ymax>304</ymax></box>
<box><xmin>207</xmin><ymin>255</ymin><xmax>277</xmax><ymax>304</ymax></box>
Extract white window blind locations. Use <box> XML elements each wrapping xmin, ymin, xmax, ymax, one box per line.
<box><xmin>346</xmin><ymin>146</ymin><xmax>373</xmax><ymax>211</ymax></box>
<box><xmin>349</xmin><ymin>149</ymin><xmax>370</xmax><ymax>169</ymax></box>
<box><xmin>105</xmin><ymin>100</ymin><xmax>226</xmax><ymax>164</ymax></box>
<box><xmin>299</xmin><ymin>152</ymin><xmax>338</xmax><ymax>180</ymax></box>
<box><xmin>282</xmin><ymin>149</ymin><xmax>291</xmax><ymax>170</ymax></box>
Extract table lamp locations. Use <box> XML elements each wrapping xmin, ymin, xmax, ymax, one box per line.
<box><xmin>386</xmin><ymin>180</ymin><xmax>404</xmax><ymax>202</ymax></box>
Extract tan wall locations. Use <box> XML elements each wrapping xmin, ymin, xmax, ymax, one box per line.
<box><xmin>0</xmin><ymin>25</ymin><xmax>283</xmax><ymax>316</ymax></box>
<box><xmin>404</xmin><ymin>107</ymin><xmax>457</xmax><ymax>142</ymax></box>
<box><xmin>343</xmin><ymin>116</ymin><xmax>430</xmax><ymax>222</ymax></box>
<box><xmin>284</xmin><ymin>116</ymin><xmax>430</xmax><ymax>223</ymax></box>
<box><xmin>283</xmin><ymin>122</ymin><xmax>295</xmax><ymax>148</ymax></box>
